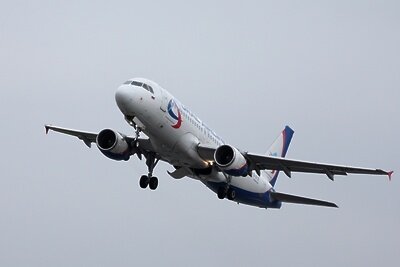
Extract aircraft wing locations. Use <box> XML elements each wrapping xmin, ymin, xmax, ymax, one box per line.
<box><xmin>45</xmin><ymin>125</ymin><xmax>97</xmax><ymax>147</ymax></box>
<box><xmin>246</xmin><ymin>152</ymin><xmax>391</xmax><ymax>180</ymax></box>
<box><xmin>197</xmin><ymin>145</ymin><xmax>392</xmax><ymax>180</ymax></box>
<box><xmin>44</xmin><ymin>125</ymin><xmax>154</xmax><ymax>153</ymax></box>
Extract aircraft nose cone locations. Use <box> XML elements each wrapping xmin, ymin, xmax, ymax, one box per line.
<box><xmin>115</xmin><ymin>85</ymin><xmax>134</xmax><ymax>115</ymax></box>
<box><xmin>115</xmin><ymin>85</ymin><xmax>127</xmax><ymax>102</ymax></box>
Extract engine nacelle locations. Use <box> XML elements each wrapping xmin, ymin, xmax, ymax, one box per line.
<box><xmin>96</xmin><ymin>129</ymin><xmax>131</xmax><ymax>161</ymax></box>
<box><xmin>214</xmin><ymin>145</ymin><xmax>248</xmax><ymax>177</ymax></box>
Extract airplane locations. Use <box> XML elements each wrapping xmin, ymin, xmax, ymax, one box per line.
<box><xmin>45</xmin><ymin>78</ymin><xmax>393</xmax><ymax>209</ymax></box>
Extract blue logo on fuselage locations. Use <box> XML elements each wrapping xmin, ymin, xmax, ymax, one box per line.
<box><xmin>167</xmin><ymin>99</ymin><xmax>182</xmax><ymax>129</ymax></box>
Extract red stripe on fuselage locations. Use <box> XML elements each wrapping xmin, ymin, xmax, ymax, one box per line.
<box><xmin>172</xmin><ymin>109</ymin><xmax>182</xmax><ymax>129</ymax></box>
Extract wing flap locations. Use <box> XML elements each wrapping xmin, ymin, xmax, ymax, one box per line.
<box><xmin>270</xmin><ymin>191</ymin><xmax>338</xmax><ymax>208</ymax></box>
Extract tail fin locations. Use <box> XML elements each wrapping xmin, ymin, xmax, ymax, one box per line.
<box><xmin>262</xmin><ymin>126</ymin><xmax>294</xmax><ymax>186</ymax></box>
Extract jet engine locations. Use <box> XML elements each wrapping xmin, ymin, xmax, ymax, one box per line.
<box><xmin>214</xmin><ymin>145</ymin><xmax>249</xmax><ymax>176</ymax></box>
<box><xmin>96</xmin><ymin>129</ymin><xmax>131</xmax><ymax>161</ymax></box>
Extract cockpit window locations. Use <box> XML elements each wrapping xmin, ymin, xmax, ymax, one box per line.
<box><xmin>123</xmin><ymin>80</ymin><xmax>132</xmax><ymax>84</ymax></box>
<box><xmin>142</xmin><ymin>83</ymin><xmax>154</xmax><ymax>93</ymax></box>
<box><xmin>131</xmin><ymin>81</ymin><xmax>143</xmax><ymax>87</ymax></box>
<box><xmin>131</xmin><ymin>80</ymin><xmax>154</xmax><ymax>94</ymax></box>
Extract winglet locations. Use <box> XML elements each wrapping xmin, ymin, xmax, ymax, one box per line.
<box><xmin>388</xmin><ymin>171</ymin><xmax>394</xmax><ymax>181</ymax></box>
<box><xmin>45</xmin><ymin>125</ymin><xmax>50</xmax><ymax>134</ymax></box>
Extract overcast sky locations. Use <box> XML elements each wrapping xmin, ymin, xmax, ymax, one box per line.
<box><xmin>1</xmin><ymin>1</ymin><xmax>399</xmax><ymax>266</ymax></box>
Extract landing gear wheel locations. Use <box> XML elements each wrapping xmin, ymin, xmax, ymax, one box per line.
<box><xmin>138</xmin><ymin>153</ymin><xmax>160</xmax><ymax>190</ymax></box>
<box><xmin>139</xmin><ymin>175</ymin><xmax>149</xmax><ymax>189</ymax></box>
<box><xmin>149</xmin><ymin>176</ymin><xmax>158</xmax><ymax>190</ymax></box>
<box><xmin>227</xmin><ymin>188</ymin><xmax>236</xmax><ymax>200</ymax></box>
<box><xmin>217</xmin><ymin>186</ymin><xmax>227</xmax><ymax>199</ymax></box>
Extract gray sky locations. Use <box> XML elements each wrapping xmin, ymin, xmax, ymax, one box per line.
<box><xmin>1</xmin><ymin>1</ymin><xmax>399</xmax><ymax>266</ymax></box>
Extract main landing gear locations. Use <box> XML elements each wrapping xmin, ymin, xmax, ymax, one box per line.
<box><xmin>217</xmin><ymin>173</ymin><xmax>236</xmax><ymax>200</ymax></box>
<box><xmin>217</xmin><ymin>186</ymin><xmax>236</xmax><ymax>200</ymax></box>
<box><xmin>139</xmin><ymin>153</ymin><xmax>160</xmax><ymax>191</ymax></box>
<box><xmin>126</xmin><ymin>119</ymin><xmax>160</xmax><ymax>191</ymax></box>
<box><xmin>139</xmin><ymin>175</ymin><xmax>158</xmax><ymax>190</ymax></box>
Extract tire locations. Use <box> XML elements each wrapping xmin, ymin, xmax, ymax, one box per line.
<box><xmin>139</xmin><ymin>175</ymin><xmax>149</xmax><ymax>189</ymax></box>
<box><xmin>227</xmin><ymin>188</ymin><xmax>236</xmax><ymax>200</ymax></box>
<box><xmin>149</xmin><ymin>176</ymin><xmax>158</xmax><ymax>190</ymax></box>
<box><xmin>217</xmin><ymin>186</ymin><xmax>227</xmax><ymax>199</ymax></box>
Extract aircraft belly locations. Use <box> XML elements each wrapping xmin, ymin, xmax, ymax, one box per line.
<box><xmin>145</xmin><ymin>129</ymin><xmax>207</xmax><ymax>168</ymax></box>
<box><xmin>160</xmin><ymin>132</ymin><xmax>208</xmax><ymax>168</ymax></box>
<box><xmin>201</xmin><ymin>173</ymin><xmax>278</xmax><ymax>208</ymax></box>
<box><xmin>203</xmin><ymin>180</ymin><xmax>276</xmax><ymax>208</ymax></box>
<box><xmin>230</xmin><ymin>176</ymin><xmax>270</xmax><ymax>194</ymax></box>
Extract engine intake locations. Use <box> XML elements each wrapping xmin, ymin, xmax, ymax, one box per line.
<box><xmin>96</xmin><ymin>129</ymin><xmax>130</xmax><ymax>160</ymax></box>
<box><xmin>214</xmin><ymin>145</ymin><xmax>248</xmax><ymax>177</ymax></box>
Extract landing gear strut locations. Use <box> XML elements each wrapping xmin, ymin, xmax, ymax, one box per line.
<box><xmin>126</xmin><ymin>121</ymin><xmax>159</xmax><ymax>191</ymax></box>
<box><xmin>139</xmin><ymin>153</ymin><xmax>159</xmax><ymax>190</ymax></box>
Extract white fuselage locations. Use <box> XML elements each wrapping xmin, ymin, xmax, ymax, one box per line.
<box><xmin>115</xmin><ymin>78</ymin><xmax>273</xmax><ymax>205</ymax></box>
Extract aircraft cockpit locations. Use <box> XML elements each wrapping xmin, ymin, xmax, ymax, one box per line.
<box><xmin>123</xmin><ymin>80</ymin><xmax>154</xmax><ymax>94</ymax></box>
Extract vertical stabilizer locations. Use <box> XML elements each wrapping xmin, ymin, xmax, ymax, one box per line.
<box><xmin>262</xmin><ymin>126</ymin><xmax>294</xmax><ymax>186</ymax></box>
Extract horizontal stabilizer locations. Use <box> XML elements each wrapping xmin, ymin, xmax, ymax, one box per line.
<box><xmin>270</xmin><ymin>191</ymin><xmax>338</xmax><ymax>208</ymax></box>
